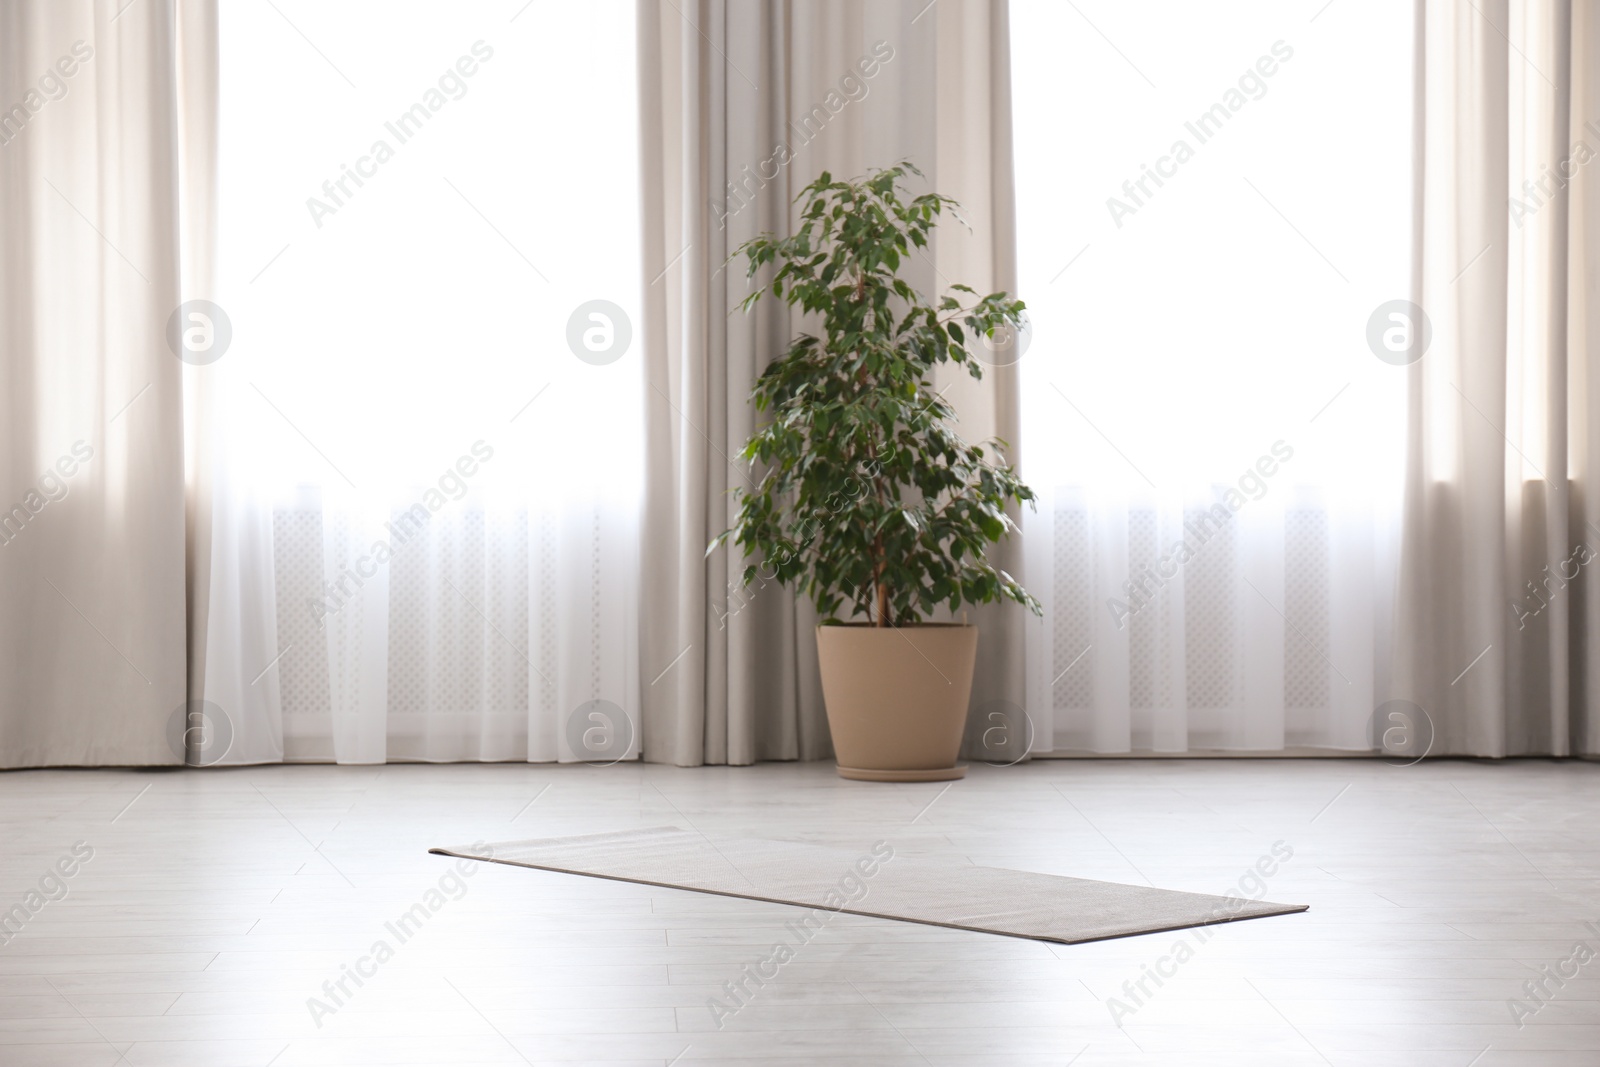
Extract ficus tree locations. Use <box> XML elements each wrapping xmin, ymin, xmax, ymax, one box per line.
<box><xmin>709</xmin><ymin>163</ymin><xmax>1041</xmax><ymax>628</ymax></box>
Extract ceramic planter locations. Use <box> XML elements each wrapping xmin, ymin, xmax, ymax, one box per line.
<box><xmin>815</xmin><ymin>623</ymin><xmax>978</xmax><ymax>781</ymax></box>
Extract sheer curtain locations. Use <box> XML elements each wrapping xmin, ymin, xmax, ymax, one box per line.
<box><xmin>1012</xmin><ymin>0</ymin><xmax>1412</xmax><ymax>754</ymax></box>
<box><xmin>194</xmin><ymin>1</ymin><xmax>642</xmax><ymax>764</ymax></box>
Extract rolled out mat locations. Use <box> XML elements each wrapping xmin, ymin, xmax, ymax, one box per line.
<box><xmin>431</xmin><ymin>826</ymin><xmax>1307</xmax><ymax>944</ymax></box>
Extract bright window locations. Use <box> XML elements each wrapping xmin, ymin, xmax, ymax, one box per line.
<box><xmin>1012</xmin><ymin>0</ymin><xmax>1412</xmax><ymax>498</ymax></box>
<box><xmin>214</xmin><ymin>0</ymin><xmax>641</xmax><ymax>506</ymax></box>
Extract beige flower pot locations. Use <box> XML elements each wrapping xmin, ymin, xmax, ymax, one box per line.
<box><xmin>815</xmin><ymin>623</ymin><xmax>978</xmax><ymax>782</ymax></box>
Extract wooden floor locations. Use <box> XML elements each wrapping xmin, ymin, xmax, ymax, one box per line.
<box><xmin>1</xmin><ymin>757</ymin><xmax>1596</xmax><ymax>1065</ymax></box>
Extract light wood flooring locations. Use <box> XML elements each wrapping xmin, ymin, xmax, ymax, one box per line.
<box><xmin>1</xmin><ymin>757</ymin><xmax>1597</xmax><ymax>1065</ymax></box>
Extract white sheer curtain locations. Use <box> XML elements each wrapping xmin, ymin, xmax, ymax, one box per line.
<box><xmin>195</xmin><ymin>1</ymin><xmax>642</xmax><ymax>764</ymax></box>
<box><xmin>1012</xmin><ymin>0</ymin><xmax>1411</xmax><ymax>754</ymax></box>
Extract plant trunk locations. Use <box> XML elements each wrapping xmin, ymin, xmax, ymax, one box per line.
<box><xmin>871</xmin><ymin>536</ymin><xmax>889</xmax><ymax>628</ymax></box>
<box><xmin>859</xmin><ymin>266</ymin><xmax>889</xmax><ymax>629</ymax></box>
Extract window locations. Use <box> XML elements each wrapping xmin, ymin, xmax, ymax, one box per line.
<box><xmin>1011</xmin><ymin>0</ymin><xmax>1412</xmax><ymax>752</ymax></box>
<box><xmin>208</xmin><ymin>2</ymin><xmax>642</xmax><ymax>761</ymax></box>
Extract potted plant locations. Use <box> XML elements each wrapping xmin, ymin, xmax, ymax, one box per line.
<box><xmin>711</xmin><ymin>163</ymin><xmax>1041</xmax><ymax>781</ymax></box>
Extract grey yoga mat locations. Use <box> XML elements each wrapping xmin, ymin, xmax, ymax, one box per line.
<box><xmin>430</xmin><ymin>826</ymin><xmax>1306</xmax><ymax>944</ymax></box>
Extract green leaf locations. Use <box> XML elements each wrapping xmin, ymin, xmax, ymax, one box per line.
<box><xmin>711</xmin><ymin>163</ymin><xmax>1041</xmax><ymax>624</ymax></box>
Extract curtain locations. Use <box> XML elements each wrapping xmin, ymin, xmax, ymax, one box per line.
<box><xmin>636</xmin><ymin>0</ymin><xmax>1027</xmax><ymax>766</ymax></box>
<box><xmin>1396</xmin><ymin>0</ymin><xmax>1600</xmax><ymax>756</ymax></box>
<box><xmin>0</xmin><ymin>0</ymin><xmax>187</xmax><ymax>767</ymax></box>
<box><xmin>1010</xmin><ymin>1</ymin><xmax>1413</xmax><ymax>755</ymax></box>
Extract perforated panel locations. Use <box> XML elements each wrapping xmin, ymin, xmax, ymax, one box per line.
<box><xmin>272</xmin><ymin>508</ymin><xmax>329</xmax><ymax>717</ymax></box>
<box><xmin>1284</xmin><ymin>508</ymin><xmax>1331</xmax><ymax>709</ymax></box>
<box><xmin>1051</xmin><ymin>507</ymin><xmax>1092</xmax><ymax>710</ymax></box>
<box><xmin>386</xmin><ymin>510</ymin><xmax>530</xmax><ymax>717</ymax></box>
<box><xmin>1128</xmin><ymin>508</ymin><xmax>1157</xmax><ymax>709</ymax></box>
<box><xmin>1047</xmin><ymin>498</ymin><xmax>1337</xmax><ymax>746</ymax></box>
<box><xmin>533</xmin><ymin>512</ymin><xmax>558</xmax><ymax>717</ymax></box>
<box><xmin>1183</xmin><ymin>506</ymin><xmax>1236</xmax><ymax>709</ymax></box>
<box><xmin>273</xmin><ymin>506</ymin><xmax>535</xmax><ymax>720</ymax></box>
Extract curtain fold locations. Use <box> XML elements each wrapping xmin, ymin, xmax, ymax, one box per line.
<box><xmin>635</xmin><ymin>0</ymin><xmax>1027</xmax><ymax>767</ymax></box>
<box><xmin>1397</xmin><ymin>0</ymin><xmax>1600</xmax><ymax>756</ymax></box>
<box><xmin>0</xmin><ymin>0</ymin><xmax>188</xmax><ymax>766</ymax></box>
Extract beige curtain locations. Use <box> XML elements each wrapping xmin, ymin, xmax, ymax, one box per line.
<box><xmin>1398</xmin><ymin>0</ymin><xmax>1600</xmax><ymax>755</ymax></box>
<box><xmin>0</xmin><ymin>0</ymin><xmax>187</xmax><ymax>765</ymax></box>
<box><xmin>636</xmin><ymin>0</ymin><xmax>1025</xmax><ymax>766</ymax></box>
